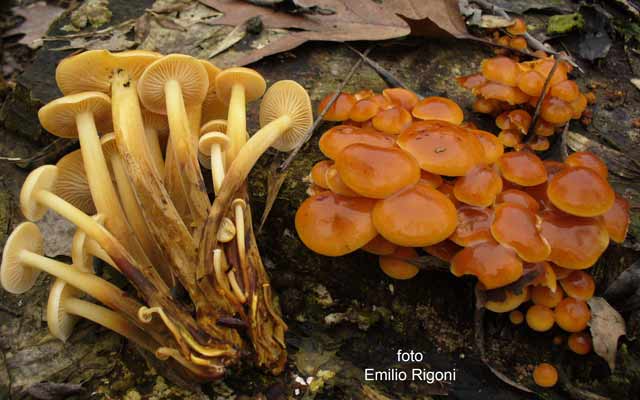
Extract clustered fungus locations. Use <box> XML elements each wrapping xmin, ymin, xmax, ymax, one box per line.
<box><xmin>1</xmin><ymin>50</ymin><xmax>313</xmax><ymax>381</ymax></box>
<box><xmin>295</xmin><ymin>84</ymin><xmax>630</xmax><ymax>389</ymax></box>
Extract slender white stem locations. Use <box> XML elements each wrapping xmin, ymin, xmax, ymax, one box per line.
<box><xmin>234</xmin><ymin>203</ymin><xmax>247</xmax><ymax>295</ymax></box>
<box><xmin>210</xmin><ymin>144</ymin><xmax>225</xmax><ymax>195</ymax></box>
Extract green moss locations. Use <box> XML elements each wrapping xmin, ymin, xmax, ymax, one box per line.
<box><xmin>547</xmin><ymin>13</ymin><xmax>585</xmax><ymax>35</ymax></box>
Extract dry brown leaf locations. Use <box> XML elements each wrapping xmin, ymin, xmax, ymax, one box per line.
<box><xmin>200</xmin><ymin>0</ymin><xmax>469</xmax><ymax>65</ymax></box>
<box><xmin>5</xmin><ymin>1</ymin><xmax>65</xmax><ymax>49</ymax></box>
<box><xmin>588</xmin><ymin>297</ymin><xmax>626</xmax><ymax>371</ymax></box>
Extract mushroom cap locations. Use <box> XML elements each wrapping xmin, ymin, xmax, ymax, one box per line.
<box><xmin>318</xmin><ymin>125</ymin><xmax>395</xmax><ymax>160</ymax></box>
<box><xmin>450</xmin><ymin>240</ymin><xmax>523</xmax><ymax>289</ymax></box>
<box><xmin>539</xmin><ymin>210</ymin><xmax>609</xmax><ymax>269</ymax></box>
<box><xmin>481</xmin><ymin>56</ymin><xmax>519</xmax><ymax>86</ymax></box>
<box><xmin>531</xmin><ymin>285</ymin><xmax>564</xmax><ymax>308</ymax></box>
<box><xmin>495</xmin><ymin>189</ymin><xmax>540</xmax><ymax>212</ymax></box>
<box><xmin>478</xmin><ymin>82</ymin><xmax>529</xmax><ymax>105</ymax></box>
<box><xmin>533</xmin><ymin>363</ymin><xmax>558</xmax><ymax>388</ymax></box>
<box><xmin>382</xmin><ymin>88</ymin><xmax>419</xmax><ymax>111</ymax></box>
<box><xmin>528</xmin><ymin>58</ymin><xmax>568</xmax><ymax>86</ymax></box>
<box><xmin>217</xmin><ymin>217</ymin><xmax>237</xmax><ymax>243</ymax></box>
<box><xmin>527</xmin><ymin>136</ymin><xmax>550</xmax><ymax>152</ymax></box>
<box><xmin>509</xmin><ymin>310</ymin><xmax>524</xmax><ymax>324</ymax></box>
<box><xmin>468</xmin><ymin>129</ymin><xmax>504</xmax><ymax>164</ymax></box>
<box><xmin>259</xmin><ymin>80</ymin><xmax>313</xmax><ymax>152</ymax></box>
<box><xmin>100</xmin><ymin>132</ymin><xmax>119</xmax><ymax>161</ymax></box>
<box><xmin>71</xmin><ymin>214</ymin><xmax>105</xmax><ymax>273</ymax></box>
<box><xmin>568</xmin><ymin>331</ymin><xmax>592</xmax><ymax>355</ymax></box>
<box><xmin>497</xmin><ymin>150</ymin><xmax>547</xmax><ymax>186</ymax></box>
<box><xmin>200</xmin><ymin>59</ymin><xmax>222</xmax><ymax>94</ymax></box>
<box><xmin>411</xmin><ymin>96</ymin><xmax>464</xmax><ymax>125</ymax></box>
<box><xmin>199</xmin><ymin>132</ymin><xmax>230</xmax><ymax>155</ymax></box>
<box><xmin>397</xmin><ymin>120</ymin><xmax>484</xmax><ymax>176</ymax></box>
<box><xmin>540</xmin><ymin>97</ymin><xmax>573</xmax><ymax>125</ymax></box>
<box><xmin>362</xmin><ymin>235</ymin><xmax>398</xmax><ymax>256</ymax></box>
<box><xmin>534</xmin><ymin>120</ymin><xmax>556</xmax><ymax>137</ymax></box>
<box><xmin>456</xmin><ymin>73</ymin><xmax>487</xmax><ymax>90</ymax></box>
<box><xmin>491</xmin><ymin>203</ymin><xmax>551</xmax><ymax>263</ymax></box>
<box><xmin>423</xmin><ymin>240</ymin><xmax>461</xmax><ymax>262</ymax></box>
<box><xmin>55</xmin><ymin>150</ymin><xmax>96</xmax><ymax>215</ymax></box>
<box><xmin>112</xmin><ymin>50</ymin><xmax>162</xmax><ymax>81</ymax></box>
<box><xmin>21</xmin><ymin>165</ymin><xmax>58</xmax><ymax>221</ymax></box>
<box><xmin>418</xmin><ymin>170</ymin><xmax>443</xmax><ymax>188</ymax></box>
<box><xmin>453</xmin><ymin>164</ymin><xmax>503</xmax><ymax>207</ymax></box>
<box><xmin>507</xmin><ymin>109</ymin><xmax>532</xmax><ymax>133</ymax></box>
<box><xmin>1</xmin><ymin>222</ymin><xmax>44</xmax><ymax>294</ymax></box>
<box><xmin>554</xmin><ymin>297</ymin><xmax>591</xmax><ymax>332</ymax></box>
<box><xmin>39</xmin><ymin>92</ymin><xmax>113</xmax><ymax>138</ymax></box>
<box><xmin>325</xmin><ymin>164</ymin><xmax>359</xmax><ymax>196</ymax></box>
<box><xmin>335</xmin><ymin>143</ymin><xmax>420</xmax><ymax>199</ymax></box>
<box><xmin>547</xmin><ymin>166</ymin><xmax>615</xmax><ymax>217</ymax></box>
<box><xmin>472</xmin><ymin>98</ymin><xmax>500</xmax><ymax>114</ymax></box>
<box><xmin>354</xmin><ymin>89</ymin><xmax>375</xmax><ymax>100</ymax></box>
<box><xmin>137</xmin><ymin>54</ymin><xmax>209</xmax><ymax>114</ymax></box>
<box><xmin>565</xmin><ymin>151</ymin><xmax>608</xmax><ymax>179</ymax></box>
<box><xmin>47</xmin><ymin>279</ymin><xmax>81</xmax><ymax>342</ymax></box>
<box><xmin>318</xmin><ymin>92</ymin><xmax>356</xmax><ymax>121</ymax></box>
<box><xmin>373</xmin><ymin>183</ymin><xmax>457</xmax><ymax>247</ymax></box>
<box><xmin>550</xmin><ymin>80</ymin><xmax>580</xmax><ymax>102</ymax></box>
<box><xmin>369</xmin><ymin>94</ymin><xmax>394</xmax><ymax>110</ymax></box>
<box><xmin>498</xmin><ymin>129</ymin><xmax>522</xmax><ymax>148</ymax></box>
<box><xmin>55</xmin><ymin>50</ymin><xmax>114</xmax><ymax>95</ymax></box>
<box><xmin>559</xmin><ymin>271</ymin><xmax>595</xmax><ymax>301</ymax></box>
<box><xmin>507</xmin><ymin>18</ymin><xmax>527</xmax><ymax>35</ymax></box>
<box><xmin>526</xmin><ymin>304</ymin><xmax>555</xmax><ymax>332</ymax></box>
<box><xmin>517</xmin><ymin>70</ymin><xmax>545</xmax><ymax>97</ymax></box>
<box><xmin>215</xmin><ymin>66</ymin><xmax>265</xmax><ymax>104</ymax></box>
<box><xmin>485</xmin><ymin>286</ymin><xmax>529</xmax><ymax>313</ymax></box>
<box><xmin>200</xmin><ymin>119</ymin><xmax>228</xmax><ymax>135</ymax></box>
<box><xmin>295</xmin><ymin>191</ymin><xmax>377</xmax><ymax>256</ymax></box>
<box><xmin>141</xmin><ymin>108</ymin><xmax>169</xmax><ymax>131</ymax></box>
<box><xmin>526</xmin><ymin>261</ymin><xmax>557</xmax><ymax>292</ymax></box>
<box><xmin>309</xmin><ymin>160</ymin><xmax>332</xmax><ymax>188</ymax></box>
<box><xmin>348</xmin><ymin>98</ymin><xmax>379</xmax><ymax>122</ymax></box>
<box><xmin>570</xmin><ymin>93</ymin><xmax>588</xmax><ymax>119</ymax></box>
<box><xmin>371</xmin><ymin>106</ymin><xmax>413</xmax><ymax>134</ymax></box>
<box><xmin>600</xmin><ymin>194</ymin><xmax>630</xmax><ymax>243</ymax></box>
<box><xmin>379</xmin><ymin>247</ymin><xmax>419</xmax><ymax>280</ymax></box>
<box><xmin>552</xmin><ymin>264</ymin><xmax>573</xmax><ymax>279</ymax></box>
<box><xmin>449</xmin><ymin>206</ymin><xmax>494</xmax><ymax>247</ymax></box>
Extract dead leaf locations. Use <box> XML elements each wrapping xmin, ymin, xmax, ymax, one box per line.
<box><xmin>200</xmin><ymin>0</ymin><xmax>469</xmax><ymax>65</ymax></box>
<box><xmin>5</xmin><ymin>2</ymin><xmax>65</xmax><ymax>49</ymax></box>
<box><xmin>476</xmin><ymin>15</ymin><xmax>514</xmax><ymax>29</ymax></box>
<box><xmin>588</xmin><ymin>297</ymin><xmax>626</xmax><ymax>371</ymax></box>
<box><xmin>37</xmin><ymin>210</ymin><xmax>75</xmax><ymax>258</ymax></box>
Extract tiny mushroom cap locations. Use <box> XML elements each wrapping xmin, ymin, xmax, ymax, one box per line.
<box><xmin>600</xmin><ymin>194</ymin><xmax>631</xmax><ymax>243</ymax></box>
<box><xmin>38</xmin><ymin>92</ymin><xmax>113</xmax><ymax>138</ymax></box>
<box><xmin>565</xmin><ymin>151</ymin><xmax>608</xmax><ymax>179</ymax></box>
<box><xmin>201</xmin><ymin>119</ymin><xmax>228</xmax><ymax>135</ymax></box>
<box><xmin>295</xmin><ymin>191</ymin><xmax>377</xmax><ymax>256</ymax></box>
<box><xmin>497</xmin><ymin>150</ymin><xmax>547</xmax><ymax>187</ymax></box>
<box><xmin>137</xmin><ymin>54</ymin><xmax>209</xmax><ymax>114</ymax></box>
<box><xmin>547</xmin><ymin>166</ymin><xmax>615</xmax><ymax>217</ymax></box>
<box><xmin>397</xmin><ymin>120</ymin><xmax>484</xmax><ymax>176</ymax></box>
<box><xmin>456</xmin><ymin>73</ymin><xmax>487</xmax><ymax>90</ymax></box>
<box><xmin>199</xmin><ymin>132</ymin><xmax>230</xmax><ymax>155</ymax></box>
<box><xmin>526</xmin><ymin>304</ymin><xmax>555</xmax><ymax>332</ymax></box>
<box><xmin>533</xmin><ymin>363</ymin><xmax>558</xmax><ymax>388</ymax></box>
<box><xmin>509</xmin><ymin>310</ymin><xmax>524</xmax><ymax>324</ymax></box>
<box><xmin>554</xmin><ymin>297</ymin><xmax>591</xmax><ymax>332</ymax></box>
<box><xmin>318</xmin><ymin>125</ymin><xmax>395</xmax><ymax>160</ymax></box>
<box><xmin>335</xmin><ymin>143</ymin><xmax>420</xmax><ymax>199</ymax></box>
<box><xmin>531</xmin><ymin>286</ymin><xmax>564</xmax><ymax>308</ymax></box>
<box><xmin>383</xmin><ymin>88</ymin><xmax>419</xmax><ymax>110</ymax></box>
<box><xmin>485</xmin><ymin>286</ymin><xmax>529</xmax><ymax>313</ymax></box>
<box><xmin>570</xmin><ymin>93</ymin><xmax>588</xmax><ymax>119</ymax></box>
<box><xmin>450</xmin><ymin>240</ymin><xmax>524</xmax><ymax>289</ymax></box>
<box><xmin>507</xmin><ymin>18</ymin><xmax>527</xmax><ymax>35</ymax></box>
<box><xmin>498</xmin><ymin>129</ymin><xmax>522</xmax><ymax>148</ymax></box>
<box><xmin>217</xmin><ymin>217</ymin><xmax>237</xmax><ymax>243</ymax></box>
<box><xmin>55</xmin><ymin>150</ymin><xmax>96</xmax><ymax>215</ymax></box>
<box><xmin>472</xmin><ymin>98</ymin><xmax>499</xmax><ymax>114</ymax></box>
<box><xmin>259</xmin><ymin>80</ymin><xmax>313</xmax><ymax>151</ymax></box>
<box><xmin>539</xmin><ymin>210</ymin><xmax>609</xmax><ymax>269</ymax></box>
<box><xmin>449</xmin><ymin>206</ymin><xmax>494</xmax><ymax>247</ymax></box>
<box><xmin>349</xmin><ymin>98</ymin><xmax>379</xmax><ymax>122</ymax></box>
<box><xmin>559</xmin><ymin>271</ymin><xmax>595</xmax><ymax>301</ymax></box>
<box><xmin>1</xmin><ymin>222</ymin><xmax>43</xmax><ymax>294</ymax></box>
<box><xmin>540</xmin><ymin>97</ymin><xmax>573</xmax><ymax>125</ymax></box>
<box><xmin>490</xmin><ymin>203</ymin><xmax>551</xmax><ymax>263</ymax></box>
<box><xmin>373</xmin><ymin>183</ymin><xmax>457</xmax><ymax>247</ymax></box>
<box><xmin>481</xmin><ymin>56</ymin><xmax>519</xmax><ymax>86</ymax></box>
<box><xmin>371</xmin><ymin>106</ymin><xmax>413</xmax><ymax>134</ymax></box>
<box><xmin>20</xmin><ymin>165</ymin><xmax>57</xmax><ymax>221</ymax></box>
<box><xmin>318</xmin><ymin>92</ymin><xmax>356</xmax><ymax>121</ymax></box>
<box><xmin>379</xmin><ymin>247</ymin><xmax>419</xmax><ymax>280</ymax></box>
<box><xmin>215</xmin><ymin>66</ymin><xmax>266</xmax><ymax>104</ymax></box>
<box><xmin>453</xmin><ymin>164</ymin><xmax>503</xmax><ymax>207</ymax></box>
<box><xmin>362</xmin><ymin>235</ymin><xmax>398</xmax><ymax>256</ymax></box>
<box><xmin>507</xmin><ymin>109</ymin><xmax>532</xmax><ymax>133</ymax></box>
<box><xmin>310</xmin><ymin>160</ymin><xmax>332</xmax><ymax>188</ymax></box>
<box><xmin>568</xmin><ymin>331</ymin><xmax>593</xmax><ymax>355</ymax></box>
<box><xmin>198</xmin><ymin>119</ymin><xmax>229</xmax><ymax>169</ymax></box>
<box><xmin>55</xmin><ymin>49</ymin><xmax>114</xmax><ymax>95</ymax></box>
<box><xmin>411</xmin><ymin>96</ymin><xmax>464</xmax><ymax>125</ymax></box>
<box><xmin>528</xmin><ymin>136</ymin><xmax>550</xmax><ymax>152</ymax></box>
<box><xmin>550</xmin><ymin>80</ymin><xmax>580</xmax><ymax>102</ymax></box>
<box><xmin>495</xmin><ymin>189</ymin><xmax>540</xmax><ymax>212</ymax></box>
<box><xmin>47</xmin><ymin>279</ymin><xmax>81</xmax><ymax>342</ymax></box>
<box><xmin>468</xmin><ymin>129</ymin><xmax>504</xmax><ymax>164</ymax></box>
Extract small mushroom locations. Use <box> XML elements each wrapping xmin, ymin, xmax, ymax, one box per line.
<box><xmin>453</xmin><ymin>164</ymin><xmax>503</xmax><ymax>207</ymax></box>
<box><xmin>55</xmin><ymin>49</ymin><xmax>115</xmax><ymax>95</ymax></box>
<box><xmin>318</xmin><ymin>125</ymin><xmax>394</xmax><ymax>160</ymax></box>
<box><xmin>568</xmin><ymin>331</ymin><xmax>592</xmax><ymax>355</ymax></box>
<box><xmin>411</xmin><ymin>96</ymin><xmax>464</xmax><ymax>125</ymax></box>
<box><xmin>362</xmin><ymin>235</ymin><xmax>398</xmax><ymax>256</ymax></box>
<box><xmin>526</xmin><ymin>304</ymin><xmax>555</xmax><ymax>332</ymax></box>
<box><xmin>378</xmin><ymin>247</ymin><xmax>419</xmax><ymax>280</ymax></box>
<box><xmin>527</xmin><ymin>136</ymin><xmax>550</xmax><ymax>152</ymax></box>
<box><xmin>485</xmin><ymin>286</ymin><xmax>529</xmax><ymax>313</ymax></box>
<box><xmin>495</xmin><ymin>189</ymin><xmax>540</xmax><ymax>212</ymax></box>
<box><xmin>198</xmin><ymin>121</ymin><xmax>230</xmax><ymax>195</ymax></box>
<box><xmin>216</xmin><ymin>217</ymin><xmax>237</xmax><ymax>243</ymax></box>
<box><xmin>419</xmin><ymin>170</ymin><xmax>443</xmax><ymax>188</ymax></box>
<box><xmin>540</xmin><ymin>97</ymin><xmax>573</xmax><ymax>125</ymax></box>
<box><xmin>559</xmin><ymin>271</ymin><xmax>595</xmax><ymax>301</ymax></box>
<box><xmin>529</xmin><ymin>58</ymin><xmax>568</xmax><ymax>86</ymax></box>
<box><xmin>231</xmin><ymin>198</ymin><xmax>248</xmax><ymax>293</ymax></box>
<box><xmin>349</xmin><ymin>98</ymin><xmax>379</xmax><ymax>122</ymax></box>
<box><xmin>497</xmin><ymin>150</ymin><xmax>547</xmax><ymax>186</ymax></box>
<box><xmin>318</xmin><ymin>92</ymin><xmax>356</xmax><ymax>121</ymax></box>
<box><xmin>54</xmin><ymin>150</ymin><xmax>96</xmax><ymax>215</ymax></box>
<box><xmin>600</xmin><ymin>194</ymin><xmax>630</xmax><ymax>243</ymax></box>
<box><xmin>450</xmin><ymin>240</ymin><xmax>523</xmax><ymax>289</ymax></box>
<box><xmin>533</xmin><ymin>363</ymin><xmax>558</xmax><ymax>388</ymax></box>
<box><xmin>481</xmin><ymin>56</ymin><xmax>519</xmax><ymax>86</ymax></box>
<box><xmin>478</xmin><ymin>82</ymin><xmax>529</xmax><ymax>105</ymax></box>
<box><xmin>517</xmin><ymin>70</ymin><xmax>545</xmax><ymax>97</ymax></box>
<box><xmin>382</xmin><ymin>88</ymin><xmax>419</xmax><ymax>111</ymax></box>
<box><xmin>569</xmin><ymin>93</ymin><xmax>588</xmax><ymax>119</ymax></box>
<box><xmin>371</xmin><ymin>106</ymin><xmax>413</xmax><ymax>134</ymax></box>
<box><xmin>565</xmin><ymin>151</ymin><xmax>608</xmax><ymax>179</ymax></box>
<box><xmin>491</xmin><ymin>203</ymin><xmax>551</xmax><ymax>263</ymax></box>
<box><xmin>309</xmin><ymin>160</ymin><xmax>333</xmax><ymax>189</ymax></box>
<box><xmin>533</xmin><ymin>119</ymin><xmax>555</xmax><ymax>136</ymax></box>
<box><xmin>547</xmin><ymin>166</ymin><xmax>615</xmax><ymax>217</ymax></box>
<box><xmin>554</xmin><ymin>297</ymin><xmax>591</xmax><ymax>332</ymax></box>
<box><xmin>550</xmin><ymin>80</ymin><xmax>580</xmax><ymax>102</ymax></box>
<box><xmin>531</xmin><ymin>285</ymin><xmax>564</xmax><ymax>308</ymax></box>
<box><xmin>509</xmin><ymin>310</ymin><xmax>524</xmax><ymax>324</ymax></box>
<box><xmin>449</xmin><ymin>206</ymin><xmax>494</xmax><ymax>247</ymax></box>
<box><xmin>498</xmin><ymin>129</ymin><xmax>522</xmax><ymax>148</ymax></box>
<box><xmin>456</xmin><ymin>73</ymin><xmax>487</xmax><ymax>90</ymax></box>
<box><xmin>467</xmin><ymin>129</ymin><xmax>504</xmax><ymax>164</ymax></box>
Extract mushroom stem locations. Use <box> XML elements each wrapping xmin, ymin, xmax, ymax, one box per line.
<box><xmin>85</xmin><ymin>238</ymin><xmax>117</xmax><ymax>269</ymax></box>
<box><xmin>155</xmin><ymin>347</ymin><xmax>223</xmax><ymax>380</ymax></box>
<box><xmin>63</xmin><ymin>297</ymin><xmax>159</xmax><ymax>353</ymax></box>
<box><xmin>233</xmin><ymin>201</ymin><xmax>249</xmax><ymax>296</ymax></box>
<box><xmin>144</xmin><ymin>126</ymin><xmax>165</xmax><ymax>177</ymax></box>
<box><xmin>226</xmin><ymin>83</ymin><xmax>247</xmax><ymax>164</ymax></box>
<box><xmin>210</xmin><ymin>143</ymin><xmax>225</xmax><ymax>195</ymax></box>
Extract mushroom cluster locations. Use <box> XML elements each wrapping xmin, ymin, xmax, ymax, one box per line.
<box><xmin>458</xmin><ymin>53</ymin><xmax>594</xmax><ymax>151</ymax></box>
<box><xmin>492</xmin><ymin>17</ymin><xmax>529</xmax><ymax>52</ymax></box>
<box><xmin>295</xmin><ymin>87</ymin><xmax>629</xmax><ymax>361</ymax></box>
<box><xmin>1</xmin><ymin>50</ymin><xmax>314</xmax><ymax>380</ymax></box>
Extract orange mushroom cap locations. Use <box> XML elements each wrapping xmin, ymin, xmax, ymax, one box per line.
<box><xmin>559</xmin><ymin>271</ymin><xmax>595</xmax><ymax>301</ymax></box>
<box><xmin>508</xmin><ymin>109</ymin><xmax>533</xmax><ymax>133</ymax></box>
<box><xmin>526</xmin><ymin>304</ymin><xmax>555</xmax><ymax>332</ymax></box>
<box><xmin>517</xmin><ymin>70</ymin><xmax>546</xmax><ymax>97</ymax></box>
<box><xmin>527</xmin><ymin>136</ymin><xmax>550</xmax><ymax>152</ymax></box>
<box><xmin>335</xmin><ymin>143</ymin><xmax>420</xmax><ymax>199</ymax></box>
<box><xmin>379</xmin><ymin>247</ymin><xmax>419</xmax><ymax>280</ymax></box>
<box><xmin>453</xmin><ymin>164</ymin><xmax>503</xmax><ymax>207</ymax></box>
<box><xmin>530</xmin><ymin>58</ymin><xmax>569</xmax><ymax>86</ymax></box>
<box><xmin>295</xmin><ymin>191</ymin><xmax>377</xmax><ymax>256</ymax></box>
<box><xmin>450</xmin><ymin>240</ymin><xmax>523</xmax><ymax>289</ymax></box>
<box><xmin>491</xmin><ymin>203</ymin><xmax>551</xmax><ymax>262</ymax></box>
<box><xmin>539</xmin><ymin>210</ymin><xmax>609</xmax><ymax>269</ymax></box>
<box><xmin>310</xmin><ymin>159</ymin><xmax>333</xmax><ymax>188</ymax></box>
<box><xmin>438</xmin><ymin>181</ymin><xmax>461</xmax><ymax>208</ymax></box>
<box><xmin>481</xmin><ymin>56</ymin><xmax>519</xmax><ymax>86</ymax></box>
<box><xmin>540</xmin><ymin>97</ymin><xmax>573</xmax><ymax>125</ymax></box>
<box><xmin>478</xmin><ymin>82</ymin><xmax>530</xmax><ymax>105</ymax></box>
<box><xmin>527</xmin><ymin>261</ymin><xmax>558</xmax><ymax>292</ymax></box>
<box><xmin>318</xmin><ymin>125</ymin><xmax>395</xmax><ymax>160</ymax></box>
<box><xmin>373</xmin><ymin>183</ymin><xmax>457</xmax><ymax>247</ymax></box>
<box><xmin>419</xmin><ymin>170</ymin><xmax>443</xmax><ymax>188</ymax></box>
<box><xmin>547</xmin><ymin>166</ymin><xmax>615</xmax><ymax>217</ymax></box>
<box><xmin>550</xmin><ymin>80</ymin><xmax>580</xmax><ymax>102</ymax></box>
<box><xmin>498</xmin><ymin>129</ymin><xmax>523</xmax><ymax>148</ymax></box>
<box><xmin>457</xmin><ymin>73</ymin><xmax>487</xmax><ymax>90</ymax></box>
<box><xmin>552</xmin><ymin>264</ymin><xmax>573</xmax><ymax>280</ymax></box>
<box><xmin>349</xmin><ymin>98</ymin><xmax>380</xmax><ymax>122</ymax></box>
<box><xmin>533</xmin><ymin>363</ymin><xmax>558</xmax><ymax>388</ymax></box>
<box><xmin>369</xmin><ymin>94</ymin><xmax>394</xmax><ymax>110</ymax></box>
<box><xmin>372</xmin><ymin>106</ymin><xmax>413</xmax><ymax>134</ymax></box>
<box><xmin>570</xmin><ymin>93</ymin><xmax>588</xmax><ymax>119</ymax></box>
<box><xmin>565</xmin><ymin>151</ymin><xmax>608</xmax><ymax>179</ymax></box>
<box><xmin>554</xmin><ymin>297</ymin><xmax>591</xmax><ymax>333</ymax></box>
<box><xmin>472</xmin><ymin>98</ymin><xmax>500</xmax><ymax>114</ymax></box>
<box><xmin>423</xmin><ymin>240</ymin><xmax>461</xmax><ymax>262</ymax></box>
<box><xmin>362</xmin><ymin>235</ymin><xmax>398</xmax><ymax>256</ymax></box>
<box><xmin>485</xmin><ymin>286</ymin><xmax>530</xmax><ymax>313</ymax></box>
<box><xmin>495</xmin><ymin>189</ymin><xmax>540</xmax><ymax>212</ymax></box>
<box><xmin>534</xmin><ymin>119</ymin><xmax>556</xmax><ymax>136</ymax></box>
<box><xmin>507</xmin><ymin>18</ymin><xmax>527</xmax><ymax>35</ymax></box>
<box><xmin>531</xmin><ymin>285</ymin><xmax>564</xmax><ymax>308</ymax></box>
<box><xmin>397</xmin><ymin>120</ymin><xmax>484</xmax><ymax>176</ymax></box>
<box><xmin>468</xmin><ymin>129</ymin><xmax>504</xmax><ymax>164</ymax></box>
<box><xmin>600</xmin><ymin>194</ymin><xmax>631</xmax><ymax>243</ymax></box>
<box><xmin>411</xmin><ymin>96</ymin><xmax>464</xmax><ymax>125</ymax></box>
<box><xmin>509</xmin><ymin>36</ymin><xmax>528</xmax><ymax>51</ymax></box>
<box><xmin>496</xmin><ymin>111</ymin><xmax>512</xmax><ymax>130</ymax></box>
<box><xmin>325</xmin><ymin>164</ymin><xmax>359</xmax><ymax>197</ymax></box>
<box><xmin>354</xmin><ymin>89</ymin><xmax>375</xmax><ymax>101</ymax></box>
<box><xmin>509</xmin><ymin>310</ymin><xmax>524</xmax><ymax>324</ymax></box>
<box><xmin>568</xmin><ymin>331</ymin><xmax>593</xmax><ymax>355</ymax></box>
<box><xmin>497</xmin><ymin>150</ymin><xmax>547</xmax><ymax>186</ymax></box>
<box><xmin>383</xmin><ymin>88</ymin><xmax>419</xmax><ymax>111</ymax></box>
<box><xmin>449</xmin><ymin>206</ymin><xmax>494</xmax><ymax>247</ymax></box>
<box><xmin>319</xmin><ymin>92</ymin><xmax>356</xmax><ymax>121</ymax></box>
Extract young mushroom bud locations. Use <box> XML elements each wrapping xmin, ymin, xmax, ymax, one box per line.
<box><xmin>554</xmin><ymin>297</ymin><xmax>591</xmax><ymax>332</ymax></box>
<box><xmin>485</xmin><ymin>286</ymin><xmax>529</xmax><ymax>313</ymax></box>
<box><xmin>198</xmin><ymin>121</ymin><xmax>230</xmax><ymax>195</ymax></box>
<box><xmin>526</xmin><ymin>304</ymin><xmax>555</xmax><ymax>332</ymax></box>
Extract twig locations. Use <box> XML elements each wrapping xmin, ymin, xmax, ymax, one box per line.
<box><xmin>527</xmin><ymin>56</ymin><xmax>560</xmax><ymax>138</ymax></box>
<box><xmin>277</xmin><ymin>45</ymin><xmax>372</xmax><ymax>173</ymax></box>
